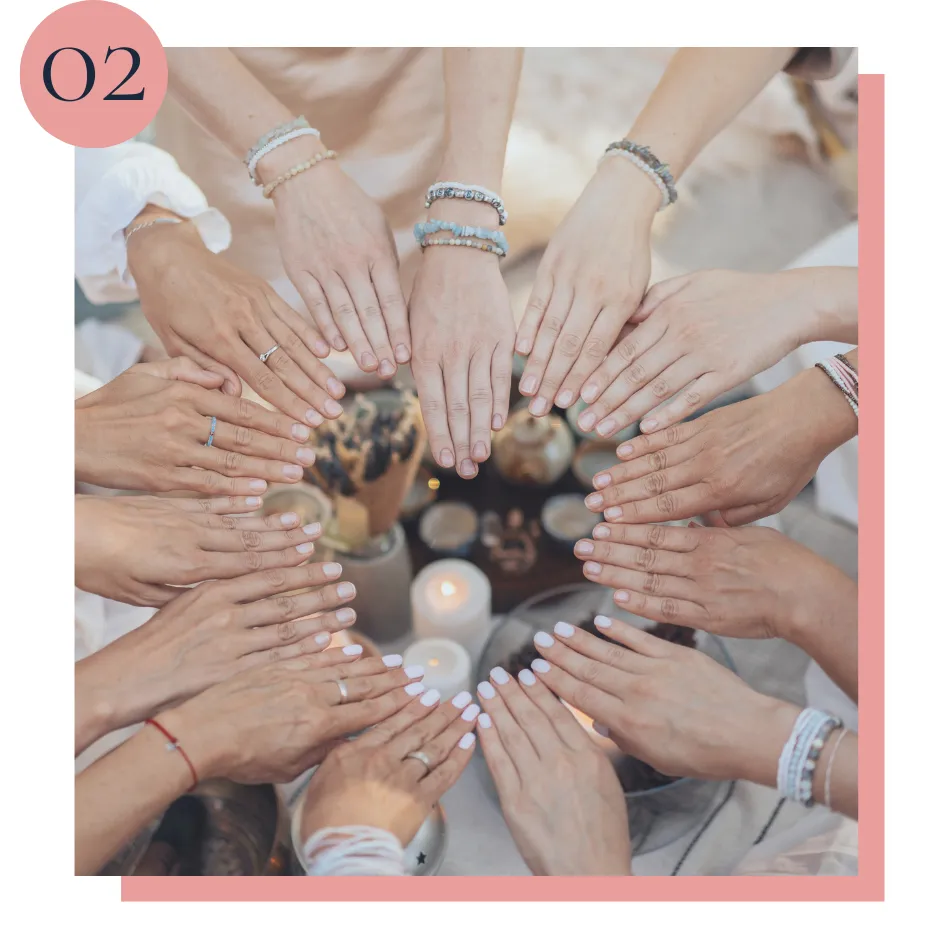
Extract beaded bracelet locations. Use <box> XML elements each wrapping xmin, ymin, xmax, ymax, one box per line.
<box><xmin>604</xmin><ymin>139</ymin><xmax>678</xmax><ymax>208</ymax></box>
<box><xmin>414</xmin><ymin>219</ymin><xmax>509</xmax><ymax>256</ymax></box>
<box><xmin>245</xmin><ymin>116</ymin><xmax>310</xmax><ymax>167</ymax></box>
<box><xmin>247</xmin><ymin>126</ymin><xmax>322</xmax><ymax>184</ymax></box>
<box><xmin>420</xmin><ymin>236</ymin><xmax>506</xmax><ymax>258</ymax></box>
<box><xmin>776</xmin><ymin>708</ymin><xmax>843</xmax><ymax>806</ymax></box>
<box><xmin>262</xmin><ymin>150</ymin><xmax>337</xmax><ymax>199</ymax></box>
<box><xmin>425</xmin><ymin>181</ymin><xmax>507</xmax><ymax>226</ymax></box>
<box><xmin>823</xmin><ymin>726</ymin><xmax>849</xmax><ymax>808</ymax></box>
<box><xmin>815</xmin><ymin>357</ymin><xmax>859</xmax><ymax>418</ymax></box>
<box><xmin>124</xmin><ymin>216</ymin><xmax>182</xmax><ymax>244</ymax></box>
<box><xmin>601</xmin><ymin>149</ymin><xmax>672</xmax><ymax>211</ymax></box>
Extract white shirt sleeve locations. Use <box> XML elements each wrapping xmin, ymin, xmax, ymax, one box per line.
<box><xmin>75</xmin><ymin>141</ymin><xmax>232</xmax><ymax>304</ymax></box>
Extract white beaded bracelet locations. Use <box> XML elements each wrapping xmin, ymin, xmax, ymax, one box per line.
<box><xmin>248</xmin><ymin>126</ymin><xmax>322</xmax><ymax>184</ymax></box>
<box><xmin>600</xmin><ymin>149</ymin><xmax>671</xmax><ymax>211</ymax></box>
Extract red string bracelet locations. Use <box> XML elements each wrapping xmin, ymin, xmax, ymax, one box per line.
<box><xmin>145</xmin><ymin>718</ymin><xmax>198</xmax><ymax>792</ymax></box>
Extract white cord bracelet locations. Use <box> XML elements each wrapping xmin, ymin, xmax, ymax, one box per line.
<box><xmin>302</xmin><ymin>825</ymin><xmax>405</xmax><ymax>876</ymax></box>
<box><xmin>248</xmin><ymin>126</ymin><xmax>322</xmax><ymax>184</ymax></box>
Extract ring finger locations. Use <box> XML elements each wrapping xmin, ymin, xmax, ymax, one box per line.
<box><xmin>243</xmin><ymin>606</ymin><xmax>359</xmax><ymax>654</ymax></box>
<box><xmin>398</xmin><ymin>703</ymin><xmax>479</xmax><ymax>783</ymax></box>
<box><xmin>345</xmin><ymin>271</ymin><xmax>396</xmax><ymax>378</ymax></box>
<box><xmin>238</xmin><ymin>577</ymin><xmax>355</xmax><ymax>628</ymax></box>
<box><xmin>207</xmin><ymin>419</ymin><xmax>314</xmax><ymax>472</ymax></box>
<box><xmin>531</xmin><ymin>628</ymin><xmax>639</xmax><ymax>696</ymax></box>
<box><xmin>189</xmin><ymin>434</ymin><xmax>307</xmax><ymax>484</ymax></box>
<box><xmin>530</xmin><ymin>295</ymin><xmax>596</xmax><ymax>415</ymax></box>
<box><xmin>323</xmin><ymin>274</ymin><xmax>377</xmax><ymax>372</ymax></box>
<box><xmin>519</xmin><ymin>288</ymin><xmax>572</xmax><ymax>403</ymax></box>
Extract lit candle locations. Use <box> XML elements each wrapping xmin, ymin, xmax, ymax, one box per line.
<box><xmin>562</xmin><ymin>700</ymin><xmax>619</xmax><ymax>753</ymax></box>
<box><xmin>411</xmin><ymin>559</ymin><xmax>492</xmax><ymax>663</ymax></box>
<box><xmin>403</xmin><ymin>638</ymin><xmax>472</xmax><ymax>702</ymax></box>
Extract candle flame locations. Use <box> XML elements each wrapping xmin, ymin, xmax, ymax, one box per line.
<box><xmin>429</xmin><ymin>657</ymin><xmax>440</xmax><ymax>667</ymax></box>
<box><xmin>440</xmin><ymin>580</ymin><xmax>457</xmax><ymax>597</ymax></box>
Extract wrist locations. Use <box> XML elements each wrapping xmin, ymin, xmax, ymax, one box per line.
<box><xmin>781</xmin><ymin>565</ymin><xmax>857</xmax><ymax>650</ymax></box>
<box><xmin>725</xmin><ymin>694</ymin><xmax>800</xmax><ymax>788</ymax></box>
<box><xmin>158</xmin><ymin>702</ymin><xmax>230</xmax><ymax>780</ymax></box>
<box><xmin>785</xmin><ymin>267</ymin><xmax>859</xmax><ymax>346</ymax></box>
<box><xmin>594</xmin><ymin>155</ymin><xmax>661</xmax><ymax>223</ymax></box>
<box><xmin>774</xmin><ymin>366</ymin><xmax>858</xmax><ymax>455</ymax></box>
<box><xmin>256</xmin><ymin>133</ymin><xmax>329</xmax><ymax>187</ymax></box>
<box><xmin>126</xmin><ymin>215</ymin><xmax>206</xmax><ymax>283</ymax></box>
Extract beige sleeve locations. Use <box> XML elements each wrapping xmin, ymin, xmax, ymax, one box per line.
<box><xmin>785</xmin><ymin>47</ymin><xmax>854</xmax><ymax>80</ymax></box>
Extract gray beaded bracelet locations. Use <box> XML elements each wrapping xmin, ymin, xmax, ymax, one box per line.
<box><xmin>605</xmin><ymin>139</ymin><xmax>678</xmax><ymax>207</ymax></box>
<box><xmin>425</xmin><ymin>181</ymin><xmax>507</xmax><ymax>226</ymax></box>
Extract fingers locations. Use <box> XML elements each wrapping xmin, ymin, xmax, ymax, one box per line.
<box><xmin>592</xmin><ymin>613</ymin><xmax>690</xmax><ymax>658</ymax></box>
<box><xmin>268</xmin><ymin>293</ymin><xmax>331</xmax><ymax>359</ymax></box>
<box><xmin>556</xmin><ymin>304</ymin><xmax>629</xmax><ymax>409</ymax></box>
<box><xmin>578</xmin><ymin>318</ymin><xmax>666</xmax><ymax>410</ymax></box>
<box><xmin>412</xmin><ymin>360</ymin><xmax>455</xmax><ymax>469</ymax></box>
<box><xmin>468</xmin><ymin>350</ymin><xmax>493</xmax><ymax>464</ymax></box>
<box><xmin>197</xmin><ymin>388</ymin><xmax>312</xmax><ymax>445</ymax></box>
<box><xmin>199</xmin><ymin>520</ymin><xmax>322</xmax><ymax>554</ymax></box>
<box><xmin>198</xmin><ymin>536</ymin><xmax>322</xmax><ymax>580</ymax></box>
<box><xmin>322</xmin><ymin>273</ymin><xmax>378</xmax><ymax>372</ymax></box>
<box><xmin>601</xmin><ymin>483</ymin><xmax>716</xmax><ymax>525</ymax></box>
<box><xmin>585</xmin><ymin>459</ymin><xmax>704</xmax><ymax>516</ymax></box>
<box><xmin>350</xmin><ymin>686</ymin><xmax>440</xmax><ymax>751</ymax></box>
<box><xmin>576</xmin><ymin>546</ymin><xmax>704</xmax><ymax>597</ymax></box>
<box><xmin>530</xmin><ymin>626</ymin><xmax>638</xmax><ymax>696</ymax></box>
<box><xmin>196</xmin><ymin>511</ymin><xmax>310</xmax><ymax>532</ymax></box>
<box><xmin>398</xmin><ymin>694</ymin><xmax>478</xmax><ymax>782</ymax></box>
<box><xmin>217</xmin><ymin>560</ymin><xmax>348</xmax><ymax>604</ymax></box>
<box><xmin>514</xmin><ymin>273</ymin><xmax>552</xmax><ymax>357</ymax></box>
<box><xmin>206</xmin><ymin>420</ymin><xmax>314</xmax><ymax>477</ymax></box>
<box><xmin>371</xmin><ymin>256</ymin><xmax>411</xmax><ymax>365</ymax></box>
<box><xmin>639</xmin><ymin>374</ymin><xmax>726</xmax><ymax>433</ymax></box>
<box><xmin>590</xmin><ymin>440</ymin><xmax>700</xmax><ymax>492</ymax></box>
<box><xmin>144</xmin><ymin>356</ymin><xmax>225</xmax><ymax>388</ymax></box>
<box><xmin>529</xmin><ymin>293</ymin><xmax>595</xmax><ymax>415</ymax></box>
<box><xmin>515</xmin><ymin>666</ymin><xmax>593</xmax><ymax>750</ymax></box>
<box><xmin>476</xmin><ymin>704</ymin><xmax>520</xmax><ymax>799</ymax></box>
<box><xmin>542</xmin><ymin>619</ymin><xmax>654</xmax><ymax>673</ymax></box>
<box><xmin>168</xmin><ymin>467</ymin><xmax>270</xmax><ymax>497</ymax></box>
<box><xmin>313</xmin><ymin>661</ymin><xmax>416</xmax><ymax>706</ymax></box>
<box><xmin>491</xmin><ymin>340</ymin><xmax>513</xmax><ymax>431</ymax></box>
<box><xmin>636</xmin><ymin>274</ymin><xmax>691</xmax><ymax>319</ymax></box>
<box><xmin>527</xmin><ymin>652</ymin><xmax>623</xmax><ymax>729</ymax></box>
<box><xmin>476</xmin><ymin>675</ymin><xmax>538</xmax><ymax>772</ymax></box>
<box><xmin>189</xmin><ymin>435</ymin><xmax>307</xmax><ymax>485</ymax></box>
<box><xmin>443</xmin><ymin>358</ymin><xmax>474</xmax><ymax>479</ymax></box>
<box><xmin>589</xmin><ymin>521</ymin><xmax>702</xmax><ymax>553</ymax></box>
<box><xmin>176</xmin><ymin>495</ymin><xmax>266</xmax><ymax>515</ymax></box>
<box><xmin>243</xmin><ymin>608</ymin><xmax>357</xmax><ymax>656</ymax></box>
<box><xmin>344</xmin><ymin>271</ymin><xmax>396</xmax><ymax>377</ymax></box>
<box><xmin>238</xmin><ymin>577</ymin><xmax>355</xmax><ymax>629</ymax></box>
<box><xmin>170</xmin><ymin>334</ymin><xmax>243</xmax><ymax>397</ymax></box>
<box><xmin>518</xmin><ymin>288</ymin><xmax>571</xmax><ymax>407</ymax></box>
<box><xmin>613</xmin><ymin>421</ymin><xmax>696</xmax><ymax>462</ymax></box>
<box><xmin>479</xmin><ymin>667</ymin><xmax>559</xmax><ymax>759</ymax></box>
<box><xmin>331</xmin><ymin>683</ymin><xmax>424</xmax><ymax>738</ymax></box>
<box><xmin>419</xmin><ymin>730</ymin><xmax>476</xmax><ymax>803</ymax></box>
<box><xmin>294</xmin><ymin>272</ymin><xmax>348</xmax><ymax>353</ymax></box>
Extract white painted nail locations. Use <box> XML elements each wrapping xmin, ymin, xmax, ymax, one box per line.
<box><xmin>594</xmin><ymin>615</ymin><xmax>612</xmax><ymax>629</ymax></box>
<box><xmin>314</xmin><ymin>631</ymin><xmax>330</xmax><ymax>646</ymax></box>
<box><xmin>478</xmin><ymin>713</ymin><xmax>492</xmax><ymax>729</ymax></box>
<box><xmin>452</xmin><ymin>690</ymin><xmax>472</xmax><ymax>709</ymax></box>
<box><xmin>533</xmin><ymin>631</ymin><xmax>555</xmax><ymax>648</ymax></box>
<box><xmin>296</xmin><ymin>542</ymin><xmax>315</xmax><ymax>554</ymax></box>
<box><xmin>323</xmin><ymin>562</ymin><xmax>343</xmax><ymax>578</ymax></box>
<box><xmin>405</xmin><ymin>682</ymin><xmax>425</xmax><ymax>696</ymax></box>
<box><xmin>382</xmin><ymin>654</ymin><xmax>403</xmax><ymax>668</ymax></box>
<box><xmin>518</xmin><ymin>669</ymin><xmax>536</xmax><ymax>686</ymax></box>
<box><xmin>462</xmin><ymin>703</ymin><xmax>481</xmax><ymax>722</ymax></box>
<box><xmin>303</xmin><ymin>522</ymin><xmax>321</xmax><ymax>536</ymax></box>
<box><xmin>477</xmin><ymin>681</ymin><xmax>495</xmax><ymax>699</ymax></box>
<box><xmin>490</xmin><ymin>666</ymin><xmax>509</xmax><ymax>685</ymax></box>
<box><xmin>404</xmin><ymin>665</ymin><xmax>424</xmax><ymax>679</ymax></box>
<box><xmin>458</xmin><ymin>732</ymin><xmax>476</xmax><ymax>750</ymax></box>
<box><xmin>336</xmin><ymin>608</ymin><xmax>356</xmax><ymax>623</ymax></box>
<box><xmin>554</xmin><ymin>621</ymin><xmax>575</xmax><ymax>638</ymax></box>
<box><xmin>532</xmin><ymin>658</ymin><xmax>551</xmax><ymax>674</ymax></box>
<box><xmin>342</xmin><ymin>644</ymin><xmax>362</xmax><ymax>656</ymax></box>
<box><xmin>280</xmin><ymin>512</ymin><xmax>298</xmax><ymax>526</ymax></box>
<box><xmin>420</xmin><ymin>689</ymin><xmax>440</xmax><ymax>707</ymax></box>
<box><xmin>592</xmin><ymin>721</ymin><xmax>611</xmax><ymax>738</ymax></box>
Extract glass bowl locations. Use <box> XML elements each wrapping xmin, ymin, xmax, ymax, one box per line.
<box><xmin>477</xmin><ymin>582</ymin><xmax>735</xmax><ymax>856</ymax></box>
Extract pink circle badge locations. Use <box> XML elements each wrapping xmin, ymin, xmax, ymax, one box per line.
<box><xmin>20</xmin><ymin>1</ymin><xmax>167</xmax><ymax>147</ymax></box>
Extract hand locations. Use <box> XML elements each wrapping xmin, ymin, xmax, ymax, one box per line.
<box><xmin>528</xmin><ymin>618</ymin><xmax>798</xmax><ymax>785</ymax></box>
<box><xmin>575</xmin><ymin>522</ymin><xmax>855</xmax><ymax>640</ymax></box>
<box><xmin>159</xmin><ymin>654</ymin><xmax>423</xmax><ymax>785</ymax></box>
<box><xmin>475</xmin><ymin>666</ymin><xmax>631</xmax><ymax>875</ymax></box>
<box><xmin>75</xmin><ymin>561</ymin><xmax>358</xmax><ymax>753</ymax></box>
<box><xmin>75</xmin><ymin>494</ymin><xmax>322</xmax><ymax>607</ymax></box>
<box><xmin>300</xmin><ymin>688</ymin><xmax>478</xmax><ymax>847</ymax></box>
<box><xmin>272</xmin><ymin>158</ymin><xmax>410</xmax><ymax>376</ymax></box>
<box><xmin>75</xmin><ymin>364</ymin><xmax>317</xmax><ymax>496</ymax></box>
<box><xmin>584</xmin><ymin>367</ymin><xmax>858</xmax><ymax>526</ymax></box>
<box><xmin>575</xmin><ymin>268</ymin><xmax>837</xmax><ymax>438</ymax></box>
<box><xmin>129</xmin><ymin>220</ymin><xmax>346</xmax><ymax>426</ymax></box>
<box><xmin>515</xmin><ymin>159</ymin><xmax>657</xmax><ymax>417</ymax></box>
<box><xmin>409</xmin><ymin>248</ymin><xmax>515</xmax><ymax>476</ymax></box>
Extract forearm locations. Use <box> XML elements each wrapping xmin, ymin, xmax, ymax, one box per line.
<box><xmin>790</xmin><ymin>266</ymin><xmax>859</xmax><ymax>345</ymax></box>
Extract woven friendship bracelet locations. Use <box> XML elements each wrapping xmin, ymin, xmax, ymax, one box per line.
<box><xmin>815</xmin><ymin>358</ymin><xmax>859</xmax><ymax>418</ymax></box>
<box><xmin>414</xmin><ymin>219</ymin><xmax>509</xmax><ymax>256</ymax></box>
<box><xmin>604</xmin><ymin>139</ymin><xmax>678</xmax><ymax>208</ymax></box>
<box><xmin>245</xmin><ymin>116</ymin><xmax>310</xmax><ymax>166</ymax></box>
<box><xmin>247</xmin><ymin>126</ymin><xmax>322</xmax><ymax>184</ymax></box>
<box><xmin>425</xmin><ymin>181</ymin><xmax>507</xmax><ymax>225</ymax></box>
<box><xmin>263</xmin><ymin>151</ymin><xmax>337</xmax><ymax>199</ymax></box>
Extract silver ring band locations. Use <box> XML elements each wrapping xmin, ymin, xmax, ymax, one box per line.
<box><xmin>259</xmin><ymin>344</ymin><xmax>280</xmax><ymax>363</ymax></box>
<box><xmin>404</xmin><ymin>750</ymin><xmax>432</xmax><ymax>775</ymax></box>
<box><xmin>335</xmin><ymin>679</ymin><xmax>348</xmax><ymax>703</ymax></box>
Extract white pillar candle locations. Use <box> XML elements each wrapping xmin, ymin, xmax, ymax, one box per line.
<box><xmin>410</xmin><ymin>559</ymin><xmax>492</xmax><ymax>663</ymax></box>
<box><xmin>403</xmin><ymin>638</ymin><xmax>472</xmax><ymax>702</ymax></box>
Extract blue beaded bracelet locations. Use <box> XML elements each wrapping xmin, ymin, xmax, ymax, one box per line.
<box><xmin>414</xmin><ymin>220</ymin><xmax>509</xmax><ymax>257</ymax></box>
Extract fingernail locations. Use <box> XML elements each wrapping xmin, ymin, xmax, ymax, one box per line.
<box><xmin>585</xmin><ymin>493</ymin><xmax>603</xmax><ymax>510</ymax></box>
<box><xmin>582</xmin><ymin>383</ymin><xmax>599</xmax><ymax>403</ymax></box>
<box><xmin>584</xmin><ymin>561</ymin><xmax>601</xmax><ymax>576</ymax></box>
<box><xmin>382</xmin><ymin>654</ymin><xmax>403</xmax><ymax>668</ymax></box>
<box><xmin>516</xmin><ymin>339</ymin><xmax>532</xmax><ymax>355</ymax></box>
<box><xmin>532</xmin><ymin>658</ymin><xmax>551</xmax><ymax>674</ymax></box>
<box><xmin>283</xmin><ymin>465</ymin><xmax>303</xmax><ymax>481</ymax></box>
<box><xmin>395</xmin><ymin>344</ymin><xmax>410</xmax><ymax>363</ymax></box>
<box><xmin>327</xmin><ymin>378</ymin><xmax>346</xmax><ymax>398</ymax></box>
<box><xmin>605</xmin><ymin>506</ymin><xmax>623</xmax><ymax>521</ymax></box>
<box><xmin>641</xmin><ymin>418</ymin><xmax>658</xmax><ymax>432</ymax></box>
<box><xmin>519</xmin><ymin>375</ymin><xmax>537</xmax><ymax>395</ymax></box>
<box><xmin>405</xmin><ymin>665</ymin><xmax>425</xmax><ymax>679</ymax></box>
<box><xmin>472</xmin><ymin>442</ymin><xmax>487</xmax><ymax>462</ymax></box>
<box><xmin>280</xmin><ymin>512</ymin><xmax>298</xmax><ymax>526</ymax></box>
<box><xmin>246</xmin><ymin>496</ymin><xmax>262</xmax><ymax>507</ymax></box>
<box><xmin>296</xmin><ymin>541</ymin><xmax>315</xmax><ymax>554</ymax></box>
<box><xmin>615</xmin><ymin>590</ymin><xmax>631</xmax><ymax>603</ymax></box>
<box><xmin>533</xmin><ymin>631</ymin><xmax>554</xmax><ymax>648</ymax></box>
<box><xmin>575</xmin><ymin>539</ymin><xmax>594</xmax><ymax>556</ymax></box>
<box><xmin>530</xmin><ymin>396</ymin><xmax>549</xmax><ymax>416</ymax></box>
<box><xmin>477</xmin><ymin>681</ymin><xmax>495</xmax><ymax>699</ymax></box>
<box><xmin>292</xmin><ymin>423</ymin><xmax>311</xmax><ymax>441</ymax></box>
<box><xmin>336</xmin><ymin>608</ymin><xmax>356</xmax><ymax>623</ymax></box>
<box><xmin>249</xmin><ymin>480</ymin><xmax>267</xmax><ymax>492</ymax></box>
<box><xmin>578</xmin><ymin>412</ymin><xmax>597</xmax><ymax>431</ymax></box>
<box><xmin>361</xmin><ymin>352</ymin><xmax>378</xmax><ymax>370</ymax></box>
<box><xmin>333</xmin><ymin>336</ymin><xmax>348</xmax><ymax>351</ymax></box>
<box><xmin>337</xmin><ymin>582</ymin><xmax>356</xmax><ymax>600</ymax></box>
<box><xmin>556</xmin><ymin>390</ymin><xmax>574</xmax><ymax>408</ymax></box>
<box><xmin>460</xmin><ymin>459</ymin><xmax>477</xmax><ymax>478</ymax></box>
<box><xmin>593</xmin><ymin>524</ymin><xmax>610</xmax><ymax>539</ymax></box>
<box><xmin>342</xmin><ymin>644</ymin><xmax>363</xmax><ymax>656</ymax></box>
<box><xmin>315</xmin><ymin>631</ymin><xmax>331</xmax><ymax>646</ymax></box>
<box><xmin>492</xmin><ymin>413</ymin><xmax>504</xmax><ymax>431</ymax></box>
<box><xmin>296</xmin><ymin>447</ymin><xmax>315</xmax><ymax>465</ymax></box>
<box><xmin>554</xmin><ymin>621</ymin><xmax>575</xmax><ymax>638</ymax></box>
<box><xmin>457</xmin><ymin>731</ymin><xmax>476</xmax><ymax>751</ymax></box>
<box><xmin>420</xmin><ymin>689</ymin><xmax>441</xmax><ymax>707</ymax></box>
<box><xmin>306</xmin><ymin>409</ymin><xmax>324</xmax><ymax>427</ymax></box>
<box><xmin>596</xmin><ymin>418</ymin><xmax>617</xmax><ymax>437</ymax></box>
<box><xmin>324</xmin><ymin>399</ymin><xmax>344</xmax><ymax>418</ymax></box>
<box><xmin>490</xmin><ymin>666</ymin><xmax>509</xmax><ymax>685</ymax></box>
<box><xmin>617</xmin><ymin>443</ymin><xmax>633</xmax><ymax>458</ymax></box>
<box><xmin>462</xmin><ymin>703</ymin><xmax>481</xmax><ymax>722</ymax></box>
<box><xmin>452</xmin><ymin>690</ymin><xmax>472</xmax><ymax>709</ymax></box>
<box><xmin>303</xmin><ymin>522</ymin><xmax>321</xmax><ymax>536</ymax></box>
<box><xmin>405</xmin><ymin>682</ymin><xmax>426</xmax><ymax>696</ymax></box>
<box><xmin>478</xmin><ymin>713</ymin><xmax>493</xmax><ymax>729</ymax></box>
<box><xmin>323</xmin><ymin>563</ymin><xmax>343</xmax><ymax>578</ymax></box>
<box><xmin>594</xmin><ymin>472</ymin><xmax>612</xmax><ymax>489</ymax></box>
<box><xmin>314</xmin><ymin>339</ymin><xmax>331</xmax><ymax>357</ymax></box>
<box><xmin>593</xmin><ymin>722</ymin><xmax>611</xmax><ymax>738</ymax></box>
<box><xmin>519</xmin><ymin>669</ymin><xmax>536</xmax><ymax>686</ymax></box>
<box><xmin>595</xmin><ymin>615</ymin><xmax>612</xmax><ymax>629</ymax></box>
<box><xmin>440</xmin><ymin>449</ymin><xmax>455</xmax><ymax>468</ymax></box>
<box><xmin>379</xmin><ymin>359</ymin><xmax>396</xmax><ymax>378</ymax></box>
